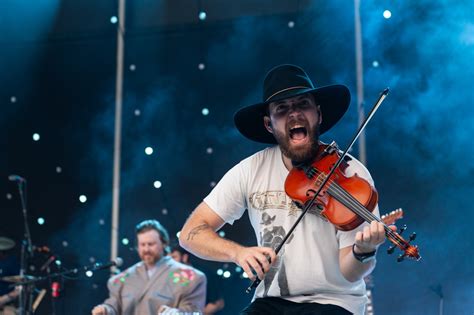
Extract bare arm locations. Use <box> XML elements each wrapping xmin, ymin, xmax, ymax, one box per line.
<box><xmin>179</xmin><ymin>202</ymin><xmax>276</xmax><ymax>281</ymax></box>
<box><xmin>339</xmin><ymin>221</ymin><xmax>386</xmax><ymax>282</ymax></box>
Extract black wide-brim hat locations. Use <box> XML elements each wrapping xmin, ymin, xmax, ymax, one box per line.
<box><xmin>234</xmin><ymin>64</ymin><xmax>351</xmax><ymax>144</ymax></box>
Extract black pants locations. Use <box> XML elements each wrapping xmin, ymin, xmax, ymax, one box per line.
<box><xmin>241</xmin><ymin>297</ymin><xmax>353</xmax><ymax>315</ymax></box>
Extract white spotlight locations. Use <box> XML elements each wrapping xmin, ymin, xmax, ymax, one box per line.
<box><xmin>32</xmin><ymin>133</ymin><xmax>40</xmax><ymax>141</ymax></box>
<box><xmin>110</xmin><ymin>16</ymin><xmax>118</xmax><ymax>24</ymax></box>
<box><xmin>145</xmin><ymin>147</ymin><xmax>154</xmax><ymax>155</ymax></box>
<box><xmin>198</xmin><ymin>11</ymin><xmax>207</xmax><ymax>21</ymax></box>
<box><xmin>216</xmin><ymin>269</ymin><xmax>224</xmax><ymax>276</ymax></box>
<box><xmin>85</xmin><ymin>270</ymin><xmax>94</xmax><ymax>277</ymax></box>
<box><xmin>154</xmin><ymin>181</ymin><xmax>162</xmax><ymax>189</ymax></box>
<box><xmin>383</xmin><ymin>10</ymin><xmax>392</xmax><ymax>19</ymax></box>
<box><xmin>202</xmin><ymin>108</ymin><xmax>209</xmax><ymax>116</ymax></box>
<box><xmin>372</xmin><ymin>60</ymin><xmax>379</xmax><ymax>68</ymax></box>
<box><xmin>79</xmin><ymin>195</ymin><xmax>87</xmax><ymax>203</ymax></box>
<box><xmin>223</xmin><ymin>271</ymin><xmax>231</xmax><ymax>278</ymax></box>
<box><xmin>37</xmin><ymin>217</ymin><xmax>45</xmax><ymax>225</ymax></box>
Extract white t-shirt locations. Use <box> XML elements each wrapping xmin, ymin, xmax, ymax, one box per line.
<box><xmin>204</xmin><ymin>145</ymin><xmax>379</xmax><ymax>314</ymax></box>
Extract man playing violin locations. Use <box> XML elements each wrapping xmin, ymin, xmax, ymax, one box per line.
<box><xmin>180</xmin><ymin>64</ymin><xmax>388</xmax><ymax>314</ymax></box>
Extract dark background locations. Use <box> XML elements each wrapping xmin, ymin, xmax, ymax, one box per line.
<box><xmin>1</xmin><ymin>0</ymin><xmax>473</xmax><ymax>314</ymax></box>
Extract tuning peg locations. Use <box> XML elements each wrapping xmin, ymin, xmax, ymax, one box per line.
<box><xmin>398</xmin><ymin>225</ymin><xmax>407</xmax><ymax>234</ymax></box>
<box><xmin>397</xmin><ymin>253</ymin><xmax>406</xmax><ymax>262</ymax></box>
<box><xmin>387</xmin><ymin>245</ymin><xmax>396</xmax><ymax>255</ymax></box>
<box><xmin>409</xmin><ymin>232</ymin><xmax>417</xmax><ymax>241</ymax></box>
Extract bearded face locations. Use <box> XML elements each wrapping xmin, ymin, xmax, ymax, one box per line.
<box><xmin>266</xmin><ymin>94</ymin><xmax>321</xmax><ymax>164</ymax></box>
<box><xmin>137</xmin><ymin>229</ymin><xmax>165</xmax><ymax>266</ymax></box>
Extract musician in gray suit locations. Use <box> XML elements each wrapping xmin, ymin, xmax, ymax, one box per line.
<box><xmin>92</xmin><ymin>219</ymin><xmax>206</xmax><ymax>315</ymax></box>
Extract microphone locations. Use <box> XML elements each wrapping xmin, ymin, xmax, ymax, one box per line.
<box><xmin>8</xmin><ymin>174</ymin><xmax>26</xmax><ymax>182</ymax></box>
<box><xmin>91</xmin><ymin>257</ymin><xmax>123</xmax><ymax>271</ymax></box>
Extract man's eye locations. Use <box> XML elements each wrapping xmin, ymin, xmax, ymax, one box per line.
<box><xmin>276</xmin><ymin>106</ymin><xmax>288</xmax><ymax>112</ymax></box>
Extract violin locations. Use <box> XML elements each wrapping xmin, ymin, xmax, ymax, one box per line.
<box><xmin>285</xmin><ymin>142</ymin><xmax>421</xmax><ymax>262</ymax></box>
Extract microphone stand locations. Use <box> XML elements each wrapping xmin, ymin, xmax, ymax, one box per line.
<box><xmin>12</xmin><ymin>260</ymin><xmax>121</xmax><ymax>287</ymax></box>
<box><xmin>13</xmin><ymin>178</ymin><xmax>34</xmax><ymax>315</ymax></box>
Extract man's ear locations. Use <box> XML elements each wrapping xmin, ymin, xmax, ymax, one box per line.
<box><xmin>317</xmin><ymin>106</ymin><xmax>322</xmax><ymax>125</ymax></box>
<box><xmin>264</xmin><ymin>116</ymin><xmax>273</xmax><ymax>134</ymax></box>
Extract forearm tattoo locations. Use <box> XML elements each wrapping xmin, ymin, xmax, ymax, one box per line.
<box><xmin>186</xmin><ymin>223</ymin><xmax>210</xmax><ymax>241</ymax></box>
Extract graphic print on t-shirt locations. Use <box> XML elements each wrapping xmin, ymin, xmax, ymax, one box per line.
<box><xmin>259</xmin><ymin>211</ymin><xmax>294</xmax><ymax>297</ymax></box>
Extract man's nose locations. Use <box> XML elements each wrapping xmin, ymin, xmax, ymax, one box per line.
<box><xmin>288</xmin><ymin>105</ymin><xmax>303</xmax><ymax>118</ymax></box>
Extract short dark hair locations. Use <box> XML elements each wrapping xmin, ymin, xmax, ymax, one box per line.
<box><xmin>170</xmin><ymin>241</ymin><xmax>189</xmax><ymax>255</ymax></box>
<box><xmin>135</xmin><ymin>219</ymin><xmax>170</xmax><ymax>247</ymax></box>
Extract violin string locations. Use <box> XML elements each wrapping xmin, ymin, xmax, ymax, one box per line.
<box><xmin>327</xmin><ymin>183</ymin><xmax>406</xmax><ymax>248</ymax></box>
<box><xmin>309</xmin><ymin>168</ymin><xmax>406</xmax><ymax>248</ymax></box>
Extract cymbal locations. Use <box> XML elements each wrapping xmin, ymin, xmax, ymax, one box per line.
<box><xmin>0</xmin><ymin>275</ymin><xmax>37</xmax><ymax>283</ymax></box>
<box><xmin>0</xmin><ymin>237</ymin><xmax>15</xmax><ymax>251</ymax></box>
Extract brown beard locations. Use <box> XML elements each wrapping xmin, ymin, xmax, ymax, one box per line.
<box><xmin>273</xmin><ymin>123</ymin><xmax>320</xmax><ymax>165</ymax></box>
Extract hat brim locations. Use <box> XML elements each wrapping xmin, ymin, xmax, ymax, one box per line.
<box><xmin>234</xmin><ymin>85</ymin><xmax>351</xmax><ymax>144</ymax></box>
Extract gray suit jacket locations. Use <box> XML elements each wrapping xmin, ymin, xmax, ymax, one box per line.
<box><xmin>102</xmin><ymin>256</ymin><xmax>206</xmax><ymax>314</ymax></box>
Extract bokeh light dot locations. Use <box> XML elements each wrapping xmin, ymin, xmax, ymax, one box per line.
<box><xmin>110</xmin><ymin>16</ymin><xmax>118</xmax><ymax>24</ymax></box>
<box><xmin>383</xmin><ymin>10</ymin><xmax>392</xmax><ymax>19</ymax></box>
<box><xmin>176</xmin><ymin>231</ymin><xmax>181</xmax><ymax>238</ymax></box>
<box><xmin>85</xmin><ymin>270</ymin><xmax>94</xmax><ymax>277</ymax></box>
<box><xmin>198</xmin><ymin>63</ymin><xmax>205</xmax><ymax>70</ymax></box>
<box><xmin>198</xmin><ymin>11</ymin><xmax>207</xmax><ymax>20</ymax></box>
<box><xmin>37</xmin><ymin>217</ymin><xmax>45</xmax><ymax>225</ymax></box>
<box><xmin>99</xmin><ymin>219</ymin><xmax>105</xmax><ymax>225</ymax></box>
<box><xmin>201</xmin><ymin>108</ymin><xmax>209</xmax><ymax>116</ymax></box>
<box><xmin>32</xmin><ymin>133</ymin><xmax>40</xmax><ymax>141</ymax></box>
<box><xmin>210</xmin><ymin>181</ymin><xmax>216</xmax><ymax>187</ymax></box>
<box><xmin>10</xmin><ymin>96</ymin><xmax>17</xmax><ymax>103</ymax></box>
<box><xmin>89</xmin><ymin>257</ymin><xmax>96</xmax><ymax>263</ymax></box>
<box><xmin>218</xmin><ymin>231</ymin><xmax>225</xmax><ymax>237</ymax></box>
<box><xmin>122</xmin><ymin>238</ymin><xmax>129</xmax><ymax>245</ymax></box>
<box><xmin>162</xmin><ymin>208</ymin><xmax>168</xmax><ymax>215</ymax></box>
<box><xmin>134</xmin><ymin>109</ymin><xmax>141</xmax><ymax>116</ymax></box>
<box><xmin>56</xmin><ymin>166</ymin><xmax>62</xmax><ymax>173</ymax></box>
<box><xmin>145</xmin><ymin>147</ymin><xmax>154</xmax><ymax>155</ymax></box>
<box><xmin>223</xmin><ymin>271</ymin><xmax>231</xmax><ymax>278</ymax></box>
<box><xmin>217</xmin><ymin>269</ymin><xmax>223</xmax><ymax>276</ymax></box>
<box><xmin>6</xmin><ymin>193</ymin><xmax>12</xmax><ymax>200</ymax></box>
<box><xmin>79</xmin><ymin>195</ymin><xmax>87</xmax><ymax>203</ymax></box>
<box><xmin>129</xmin><ymin>64</ymin><xmax>136</xmax><ymax>71</ymax></box>
<box><xmin>288</xmin><ymin>21</ymin><xmax>295</xmax><ymax>28</ymax></box>
<box><xmin>372</xmin><ymin>60</ymin><xmax>379</xmax><ymax>68</ymax></box>
<box><xmin>62</xmin><ymin>241</ymin><xmax>68</xmax><ymax>247</ymax></box>
<box><xmin>154</xmin><ymin>181</ymin><xmax>162</xmax><ymax>189</ymax></box>
<box><xmin>206</xmin><ymin>147</ymin><xmax>213</xmax><ymax>154</ymax></box>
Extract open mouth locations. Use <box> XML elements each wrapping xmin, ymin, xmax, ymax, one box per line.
<box><xmin>289</xmin><ymin>125</ymin><xmax>308</xmax><ymax>142</ymax></box>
